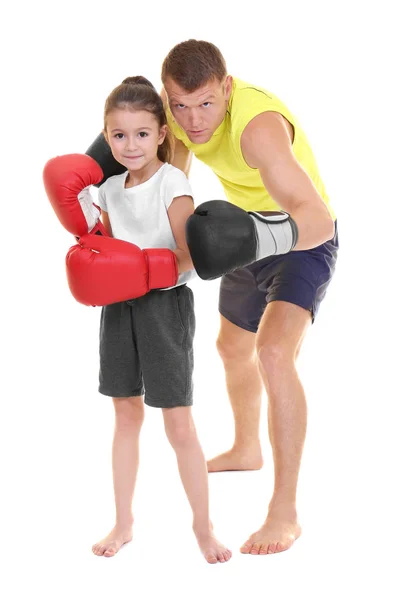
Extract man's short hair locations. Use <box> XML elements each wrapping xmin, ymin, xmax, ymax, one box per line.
<box><xmin>161</xmin><ymin>39</ymin><xmax>227</xmax><ymax>91</ymax></box>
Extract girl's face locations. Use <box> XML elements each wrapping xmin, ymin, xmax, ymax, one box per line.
<box><xmin>105</xmin><ymin>108</ymin><xmax>167</xmax><ymax>172</ymax></box>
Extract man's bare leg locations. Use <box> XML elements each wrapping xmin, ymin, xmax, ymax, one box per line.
<box><xmin>207</xmin><ymin>316</ymin><xmax>264</xmax><ymax>472</ymax></box>
<box><xmin>92</xmin><ymin>396</ymin><xmax>144</xmax><ymax>557</ymax></box>
<box><xmin>240</xmin><ymin>301</ymin><xmax>310</xmax><ymax>555</ymax></box>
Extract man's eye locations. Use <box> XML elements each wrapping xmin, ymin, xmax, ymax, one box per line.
<box><xmin>202</xmin><ymin>102</ymin><xmax>211</xmax><ymax>107</ymax></box>
<box><xmin>114</xmin><ymin>133</ymin><xmax>124</xmax><ymax>139</ymax></box>
<box><xmin>176</xmin><ymin>104</ymin><xmax>185</xmax><ymax>109</ymax></box>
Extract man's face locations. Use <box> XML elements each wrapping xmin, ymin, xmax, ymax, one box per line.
<box><xmin>164</xmin><ymin>76</ymin><xmax>233</xmax><ymax>144</ymax></box>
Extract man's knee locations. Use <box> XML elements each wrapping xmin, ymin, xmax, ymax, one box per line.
<box><xmin>256</xmin><ymin>301</ymin><xmax>311</xmax><ymax>369</ymax></box>
<box><xmin>256</xmin><ymin>340</ymin><xmax>294</xmax><ymax>373</ymax></box>
<box><xmin>216</xmin><ymin>334</ymin><xmax>256</xmax><ymax>363</ymax></box>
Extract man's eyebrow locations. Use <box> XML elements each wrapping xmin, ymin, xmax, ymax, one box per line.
<box><xmin>170</xmin><ymin>94</ymin><xmax>216</xmax><ymax>103</ymax></box>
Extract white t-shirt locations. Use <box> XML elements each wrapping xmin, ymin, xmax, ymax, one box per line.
<box><xmin>98</xmin><ymin>162</ymin><xmax>196</xmax><ymax>288</ymax></box>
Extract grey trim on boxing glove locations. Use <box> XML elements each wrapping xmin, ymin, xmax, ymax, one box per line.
<box><xmin>248</xmin><ymin>211</ymin><xmax>299</xmax><ymax>258</ymax></box>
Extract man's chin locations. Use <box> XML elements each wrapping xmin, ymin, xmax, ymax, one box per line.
<box><xmin>187</xmin><ymin>131</ymin><xmax>211</xmax><ymax>144</ymax></box>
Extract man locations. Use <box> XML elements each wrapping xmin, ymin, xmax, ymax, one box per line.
<box><xmin>160</xmin><ymin>39</ymin><xmax>338</xmax><ymax>555</ymax></box>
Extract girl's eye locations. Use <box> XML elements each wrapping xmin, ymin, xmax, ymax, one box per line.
<box><xmin>114</xmin><ymin>133</ymin><xmax>124</xmax><ymax>139</ymax></box>
<box><xmin>139</xmin><ymin>132</ymin><xmax>148</xmax><ymax>138</ymax></box>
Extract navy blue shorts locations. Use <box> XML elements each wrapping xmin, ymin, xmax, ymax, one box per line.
<box><xmin>219</xmin><ymin>221</ymin><xmax>339</xmax><ymax>332</ymax></box>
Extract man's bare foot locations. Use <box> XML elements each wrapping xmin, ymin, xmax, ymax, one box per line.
<box><xmin>92</xmin><ymin>524</ymin><xmax>133</xmax><ymax>557</ymax></box>
<box><xmin>240</xmin><ymin>503</ymin><xmax>301</xmax><ymax>555</ymax></box>
<box><xmin>207</xmin><ymin>447</ymin><xmax>264</xmax><ymax>473</ymax></box>
<box><xmin>194</xmin><ymin>526</ymin><xmax>232</xmax><ymax>564</ymax></box>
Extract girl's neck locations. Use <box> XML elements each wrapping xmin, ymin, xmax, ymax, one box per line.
<box><xmin>125</xmin><ymin>158</ymin><xmax>164</xmax><ymax>188</ymax></box>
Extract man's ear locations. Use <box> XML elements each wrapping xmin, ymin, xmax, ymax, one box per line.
<box><xmin>224</xmin><ymin>75</ymin><xmax>233</xmax><ymax>101</ymax></box>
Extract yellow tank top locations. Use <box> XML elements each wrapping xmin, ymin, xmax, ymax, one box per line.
<box><xmin>166</xmin><ymin>77</ymin><xmax>335</xmax><ymax>220</ymax></box>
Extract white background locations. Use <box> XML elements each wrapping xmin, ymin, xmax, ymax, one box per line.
<box><xmin>2</xmin><ymin>0</ymin><xmax>404</xmax><ymax>598</ymax></box>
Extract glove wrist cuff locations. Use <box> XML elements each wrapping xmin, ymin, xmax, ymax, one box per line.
<box><xmin>144</xmin><ymin>249</ymin><xmax>179</xmax><ymax>289</ymax></box>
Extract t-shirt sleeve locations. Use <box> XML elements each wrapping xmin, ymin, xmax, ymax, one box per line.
<box><xmin>163</xmin><ymin>167</ymin><xmax>194</xmax><ymax>210</ymax></box>
<box><xmin>97</xmin><ymin>183</ymin><xmax>107</xmax><ymax>212</ymax></box>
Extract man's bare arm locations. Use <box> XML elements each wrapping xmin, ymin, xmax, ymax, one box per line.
<box><xmin>241</xmin><ymin>112</ymin><xmax>335</xmax><ymax>250</ymax></box>
<box><xmin>167</xmin><ymin>195</ymin><xmax>195</xmax><ymax>273</ymax></box>
<box><xmin>170</xmin><ymin>136</ymin><xmax>193</xmax><ymax>176</ymax></box>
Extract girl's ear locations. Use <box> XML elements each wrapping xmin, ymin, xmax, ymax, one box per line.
<box><xmin>158</xmin><ymin>124</ymin><xmax>168</xmax><ymax>145</ymax></box>
<box><xmin>103</xmin><ymin>129</ymin><xmax>110</xmax><ymax>145</ymax></box>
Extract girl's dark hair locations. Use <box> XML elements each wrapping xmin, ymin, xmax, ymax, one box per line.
<box><xmin>161</xmin><ymin>40</ymin><xmax>227</xmax><ymax>91</ymax></box>
<box><xmin>104</xmin><ymin>76</ymin><xmax>172</xmax><ymax>163</ymax></box>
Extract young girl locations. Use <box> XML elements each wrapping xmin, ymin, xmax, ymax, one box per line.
<box><xmin>91</xmin><ymin>76</ymin><xmax>232</xmax><ymax>564</ymax></box>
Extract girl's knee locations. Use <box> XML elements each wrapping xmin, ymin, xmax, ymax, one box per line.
<box><xmin>113</xmin><ymin>396</ymin><xmax>145</xmax><ymax>428</ymax></box>
<box><xmin>167</xmin><ymin>425</ymin><xmax>196</xmax><ymax>448</ymax></box>
<box><xmin>164</xmin><ymin>410</ymin><xmax>196</xmax><ymax>448</ymax></box>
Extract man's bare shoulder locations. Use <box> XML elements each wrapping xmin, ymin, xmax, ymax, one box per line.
<box><xmin>243</xmin><ymin>111</ymin><xmax>293</xmax><ymax>143</ymax></box>
<box><xmin>241</xmin><ymin>112</ymin><xmax>294</xmax><ymax>168</ymax></box>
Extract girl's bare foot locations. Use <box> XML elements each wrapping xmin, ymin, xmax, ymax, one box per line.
<box><xmin>193</xmin><ymin>525</ymin><xmax>232</xmax><ymax>564</ymax></box>
<box><xmin>92</xmin><ymin>523</ymin><xmax>133</xmax><ymax>557</ymax></box>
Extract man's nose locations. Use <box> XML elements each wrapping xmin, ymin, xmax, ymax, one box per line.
<box><xmin>189</xmin><ymin>109</ymin><xmax>202</xmax><ymax>128</ymax></box>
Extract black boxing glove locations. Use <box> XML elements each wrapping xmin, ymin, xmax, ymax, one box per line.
<box><xmin>85</xmin><ymin>133</ymin><xmax>126</xmax><ymax>187</ymax></box>
<box><xmin>186</xmin><ymin>200</ymin><xmax>298</xmax><ymax>280</ymax></box>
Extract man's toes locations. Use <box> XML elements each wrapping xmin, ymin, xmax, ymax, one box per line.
<box><xmin>240</xmin><ymin>541</ymin><xmax>253</xmax><ymax>554</ymax></box>
<box><xmin>259</xmin><ymin>544</ymin><xmax>269</xmax><ymax>555</ymax></box>
<box><xmin>275</xmin><ymin>541</ymin><xmax>289</xmax><ymax>553</ymax></box>
<box><xmin>268</xmin><ymin>542</ymin><xmax>278</xmax><ymax>553</ymax></box>
<box><xmin>104</xmin><ymin>546</ymin><xmax>116</xmax><ymax>557</ymax></box>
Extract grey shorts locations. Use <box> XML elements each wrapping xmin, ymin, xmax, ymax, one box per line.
<box><xmin>98</xmin><ymin>285</ymin><xmax>195</xmax><ymax>408</ymax></box>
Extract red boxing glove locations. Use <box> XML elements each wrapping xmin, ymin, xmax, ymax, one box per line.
<box><xmin>66</xmin><ymin>234</ymin><xmax>179</xmax><ymax>306</ymax></box>
<box><xmin>43</xmin><ymin>154</ymin><xmax>108</xmax><ymax>237</ymax></box>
